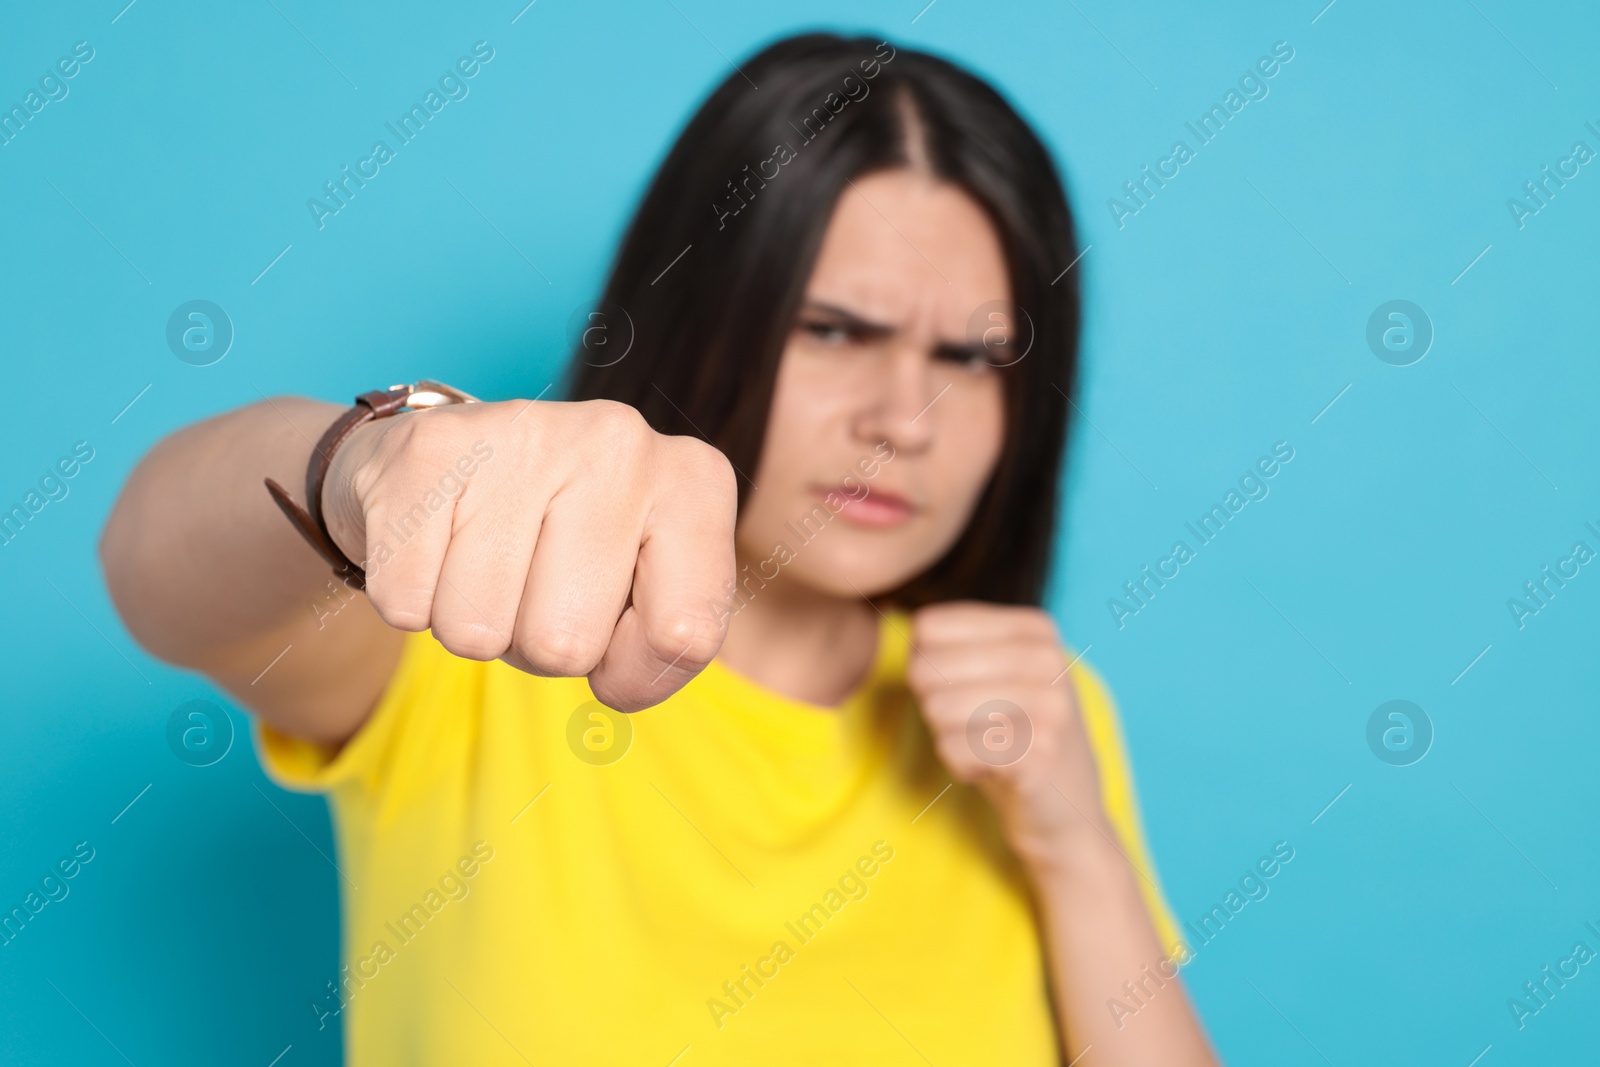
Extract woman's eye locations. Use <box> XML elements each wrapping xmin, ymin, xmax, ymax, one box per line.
<box><xmin>936</xmin><ymin>344</ymin><xmax>995</xmax><ymax>369</ymax></box>
<box><xmin>800</xmin><ymin>321</ymin><xmax>853</xmax><ymax>345</ymax></box>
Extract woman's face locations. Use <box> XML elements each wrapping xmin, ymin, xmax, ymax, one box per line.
<box><xmin>737</xmin><ymin>168</ymin><xmax>1010</xmax><ymax>600</ymax></box>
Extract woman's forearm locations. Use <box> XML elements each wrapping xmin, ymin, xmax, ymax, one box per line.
<box><xmin>101</xmin><ymin>394</ymin><xmax>410</xmax><ymax>743</ymax></box>
<box><xmin>100</xmin><ymin>396</ymin><xmax>355</xmax><ymax>668</ymax></box>
<box><xmin>1030</xmin><ymin>830</ymin><xmax>1219</xmax><ymax>1066</ymax></box>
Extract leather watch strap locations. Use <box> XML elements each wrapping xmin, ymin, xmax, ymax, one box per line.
<box><xmin>264</xmin><ymin>383</ymin><xmax>469</xmax><ymax>591</ymax></box>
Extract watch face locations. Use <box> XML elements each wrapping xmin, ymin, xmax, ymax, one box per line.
<box><xmin>406</xmin><ymin>380</ymin><xmax>480</xmax><ymax>409</ymax></box>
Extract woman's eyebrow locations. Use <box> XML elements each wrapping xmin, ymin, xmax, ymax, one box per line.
<box><xmin>797</xmin><ymin>302</ymin><xmax>896</xmax><ymax>339</ymax></box>
<box><xmin>799</xmin><ymin>301</ymin><xmax>994</xmax><ymax>362</ymax></box>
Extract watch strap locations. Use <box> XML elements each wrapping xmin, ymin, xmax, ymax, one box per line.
<box><xmin>264</xmin><ymin>385</ymin><xmax>417</xmax><ymax>591</ymax></box>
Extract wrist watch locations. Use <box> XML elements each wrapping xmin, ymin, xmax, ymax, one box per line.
<box><xmin>265</xmin><ymin>379</ymin><xmax>477</xmax><ymax>590</ymax></box>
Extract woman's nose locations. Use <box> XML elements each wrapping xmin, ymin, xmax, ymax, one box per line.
<box><xmin>852</xmin><ymin>341</ymin><xmax>941</xmax><ymax>455</ymax></box>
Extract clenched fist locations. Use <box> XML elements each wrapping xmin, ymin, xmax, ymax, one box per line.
<box><xmin>908</xmin><ymin>602</ymin><xmax>1109</xmax><ymax>869</ymax></box>
<box><xmin>321</xmin><ymin>397</ymin><xmax>738</xmax><ymax>712</ymax></box>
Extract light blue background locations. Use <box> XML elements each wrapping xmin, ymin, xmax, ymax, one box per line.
<box><xmin>3</xmin><ymin>1</ymin><xmax>1596</xmax><ymax>1064</ymax></box>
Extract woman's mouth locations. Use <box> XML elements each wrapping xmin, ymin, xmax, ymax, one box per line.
<box><xmin>812</xmin><ymin>484</ymin><xmax>917</xmax><ymax>529</ymax></box>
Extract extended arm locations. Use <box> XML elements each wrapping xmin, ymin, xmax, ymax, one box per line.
<box><xmin>101</xmin><ymin>392</ymin><xmax>738</xmax><ymax>744</ymax></box>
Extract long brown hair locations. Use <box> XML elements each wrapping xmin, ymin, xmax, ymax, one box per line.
<box><xmin>564</xmin><ymin>32</ymin><xmax>1081</xmax><ymax>609</ymax></box>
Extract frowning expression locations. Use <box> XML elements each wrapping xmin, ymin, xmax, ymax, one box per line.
<box><xmin>737</xmin><ymin>167</ymin><xmax>1011</xmax><ymax>598</ymax></box>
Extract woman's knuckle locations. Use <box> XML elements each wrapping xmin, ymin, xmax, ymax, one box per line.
<box><xmin>644</xmin><ymin>610</ymin><xmax>720</xmax><ymax>669</ymax></box>
<box><xmin>517</xmin><ymin>626</ymin><xmax>606</xmax><ymax>676</ymax></box>
<box><xmin>434</xmin><ymin>620</ymin><xmax>509</xmax><ymax>661</ymax></box>
<box><xmin>364</xmin><ymin>581</ymin><xmax>428</xmax><ymax>632</ymax></box>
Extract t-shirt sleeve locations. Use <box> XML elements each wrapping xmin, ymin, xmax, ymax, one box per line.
<box><xmin>253</xmin><ymin>628</ymin><xmax>480</xmax><ymax>800</ymax></box>
<box><xmin>1067</xmin><ymin>657</ymin><xmax>1187</xmax><ymax>962</ymax></box>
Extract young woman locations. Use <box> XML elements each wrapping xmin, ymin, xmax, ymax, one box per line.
<box><xmin>102</xmin><ymin>33</ymin><xmax>1218</xmax><ymax>1066</ymax></box>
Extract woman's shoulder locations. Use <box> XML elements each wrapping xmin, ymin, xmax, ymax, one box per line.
<box><xmin>1063</xmin><ymin>652</ymin><xmax>1117</xmax><ymax>717</ymax></box>
<box><xmin>253</xmin><ymin>628</ymin><xmax>506</xmax><ymax>796</ymax></box>
<box><xmin>1059</xmin><ymin>652</ymin><xmax>1131</xmax><ymax>772</ymax></box>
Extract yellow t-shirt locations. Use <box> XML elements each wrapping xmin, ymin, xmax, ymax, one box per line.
<box><xmin>257</xmin><ymin>608</ymin><xmax>1180</xmax><ymax>1065</ymax></box>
